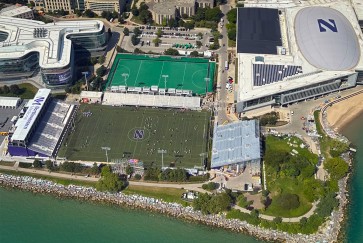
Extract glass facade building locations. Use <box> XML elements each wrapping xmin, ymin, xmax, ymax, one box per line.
<box><xmin>0</xmin><ymin>20</ymin><xmax>108</xmax><ymax>87</ymax></box>
<box><xmin>0</xmin><ymin>52</ymin><xmax>39</xmax><ymax>80</ymax></box>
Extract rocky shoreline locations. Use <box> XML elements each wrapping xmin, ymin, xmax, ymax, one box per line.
<box><xmin>0</xmin><ymin>173</ymin><xmax>348</xmax><ymax>243</ymax></box>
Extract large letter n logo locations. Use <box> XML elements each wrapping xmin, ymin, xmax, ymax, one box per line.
<box><xmin>317</xmin><ymin>19</ymin><xmax>337</xmax><ymax>32</ymax></box>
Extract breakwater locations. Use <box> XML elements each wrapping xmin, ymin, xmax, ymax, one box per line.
<box><xmin>0</xmin><ymin>173</ymin><xmax>347</xmax><ymax>243</ymax></box>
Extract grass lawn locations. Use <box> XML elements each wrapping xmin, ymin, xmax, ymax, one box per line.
<box><xmin>263</xmin><ymin>135</ymin><xmax>319</xmax><ymax>217</ymax></box>
<box><xmin>58</xmin><ymin>105</ymin><xmax>211</xmax><ymax>168</ymax></box>
<box><xmin>0</xmin><ymin>168</ymin><xmax>97</xmax><ymax>188</ymax></box>
<box><xmin>123</xmin><ymin>184</ymin><xmax>186</xmax><ymax>204</ymax></box>
<box><xmin>0</xmin><ymin>161</ymin><xmax>16</xmax><ymax>167</ymax></box>
<box><xmin>0</xmin><ymin>83</ymin><xmax>38</xmax><ymax>99</ymax></box>
<box><xmin>264</xmin><ymin>177</ymin><xmax>312</xmax><ymax>217</ymax></box>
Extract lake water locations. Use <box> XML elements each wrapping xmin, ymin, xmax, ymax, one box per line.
<box><xmin>342</xmin><ymin>112</ymin><xmax>363</xmax><ymax>243</ymax></box>
<box><xmin>0</xmin><ymin>187</ymin><xmax>261</xmax><ymax>243</ymax></box>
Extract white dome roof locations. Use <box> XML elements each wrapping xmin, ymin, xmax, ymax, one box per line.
<box><xmin>294</xmin><ymin>7</ymin><xmax>360</xmax><ymax>71</ymax></box>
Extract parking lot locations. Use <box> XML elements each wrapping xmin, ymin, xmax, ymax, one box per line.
<box><xmin>121</xmin><ymin>26</ymin><xmax>212</xmax><ymax>54</ymax></box>
<box><xmin>0</xmin><ymin>101</ymin><xmax>24</xmax><ymax>144</ymax></box>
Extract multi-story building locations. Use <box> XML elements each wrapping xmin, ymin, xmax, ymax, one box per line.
<box><xmin>85</xmin><ymin>0</ymin><xmax>120</xmax><ymax>15</ymax></box>
<box><xmin>0</xmin><ymin>17</ymin><xmax>108</xmax><ymax>88</ymax></box>
<box><xmin>0</xmin><ymin>6</ymin><xmax>34</xmax><ymax>19</ymax></box>
<box><xmin>148</xmin><ymin>0</ymin><xmax>213</xmax><ymax>25</ymax></box>
<box><xmin>43</xmin><ymin>0</ymin><xmax>73</xmax><ymax>13</ymax></box>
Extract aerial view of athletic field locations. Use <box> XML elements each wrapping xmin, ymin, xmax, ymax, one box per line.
<box><xmin>106</xmin><ymin>54</ymin><xmax>216</xmax><ymax>95</ymax></box>
<box><xmin>58</xmin><ymin>105</ymin><xmax>211</xmax><ymax>168</ymax></box>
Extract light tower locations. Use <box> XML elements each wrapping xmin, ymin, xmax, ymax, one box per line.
<box><xmin>158</xmin><ymin>149</ymin><xmax>167</xmax><ymax>169</ymax></box>
<box><xmin>162</xmin><ymin>75</ymin><xmax>168</xmax><ymax>92</ymax></box>
<box><xmin>82</xmin><ymin>71</ymin><xmax>89</xmax><ymax>91</ymax></box>
<box><xmin>101</xmin><ymin>146</ymin><xmax>111</xmax><ymax>163</ymax></box>
<box><xmin>122</xmin><ymin>73</ymin><xmax>129</xmax><ymax>87</ymax></box>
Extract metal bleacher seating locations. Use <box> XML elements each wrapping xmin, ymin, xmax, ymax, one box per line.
<box><xmin>28</xmin><ymin>100</ymin><xmax>73</xmax><ymax>157</ymax></box>
<box><xmin>253</xmin><ymin>64</ymin><xmax>302</xmax><ymax>86</ymax></box>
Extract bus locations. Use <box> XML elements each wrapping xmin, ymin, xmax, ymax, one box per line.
<box><xmin>225</xmin><ymin>61</ymin><xmax>229</xmax><ymax>70</ymax></box>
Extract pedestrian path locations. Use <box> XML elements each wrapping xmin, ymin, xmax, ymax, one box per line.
<box><xmin>233</xmin><ymin>200</ymin><xmax>318</xmax><ymax>223</ymax></box>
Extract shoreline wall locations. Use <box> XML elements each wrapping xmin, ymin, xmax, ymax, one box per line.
<box><xmin>0</xmin><ymin>173</ymin><xmax>346</xmax><ymax>243</ymax></box>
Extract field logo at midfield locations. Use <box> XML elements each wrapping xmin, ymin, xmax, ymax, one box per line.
<box><xmin>134</xmin><ymin>130</ymin><xmax>144</xmax><ymax>140</ymax></box>
<box><xmin>317</xmin><ymin>19</ymin><xmax>338</xmax><ymax>33</ymax></box>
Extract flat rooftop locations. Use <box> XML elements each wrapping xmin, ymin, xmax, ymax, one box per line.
<box><xmin>211</xmin><ymin>120</ymin><xmax>261</xmax><ymax>168</ymax></box>
<box><xmin>0</xmin><ymin>17</ymin><xmax>104</xmax><ymax>69</ymax></box>
<box><xmin>11</xmin><ymin>89</ymin><xmax>51</xmax><ymax>141</ymax></box>
<box><xmin>237</xmin><ymin>8</ymin><xmax>282</xmax><ymax>54</ymax></box>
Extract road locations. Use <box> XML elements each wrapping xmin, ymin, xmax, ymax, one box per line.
<box><xmin>215</xmin><ymin>3</ymin><xmax>230</xmax><ymax>124</ymax></box>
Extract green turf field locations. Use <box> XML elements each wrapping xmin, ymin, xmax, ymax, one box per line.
<box><xmin>58</xmin><ymin>105</ymin><xmax>211</xmax><ymax>168</ymax></box>
<box><xmin>106</xmin><ymin>54</ymin><xmax>215</xmax><ymax>95</ymax></box>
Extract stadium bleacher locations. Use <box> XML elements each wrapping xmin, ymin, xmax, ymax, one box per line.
<box><xmin>27</xmin><ymin>100</ymin><xmax>75</xmax><ymax>156</ymax></box>
<box><xmin>102</xmin><ymin>92</ymin><xmax>201</xmax><ymax>109</ymax></box>
<box><xmin>253</xmin><ymin>64</ymin><xmax>302</xmax><ymax>86</ymax></box>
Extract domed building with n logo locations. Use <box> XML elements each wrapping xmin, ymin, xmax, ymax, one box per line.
<box><xmin>235</xmin><ymin>0</ymin><xmax>363</xmax><ymax>113</ymax></box>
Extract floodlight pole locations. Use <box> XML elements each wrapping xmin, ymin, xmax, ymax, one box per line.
<box><xmin>101</xmin><ymin>146</ymin><xmax>111</xmax><ymax>163</ymax></box>
<box><xmin>200</xmin><ymin>152</ymin><xmax>207</xmax><ymax>167</ymax></box>
<box><xmin>162</xmin><ymin>75</ymin><xmax>168</xmax><ymax>93</ymax></box>
<box><xmin>122</xmin><ymin>73</ymin><xmax>129</xmax><ymax>87</ymax></box>
<box><xmin>158</xmin><ymin>149</ymin><xmax>167</xmax><ymax>168</ymax></box>
<box><xmin>204</xmin><ymin>78</ymin><xmax>210</xmax><ymax>94</ymax></box>
<box><xmin>82</xmin><ymin>71</ymin><xmax>89</xmax><ymax>91</ymax></box>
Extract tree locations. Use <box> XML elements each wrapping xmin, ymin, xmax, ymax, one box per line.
<box><xmin>237</xmin><ymin>194</ymin><xmax>253</xmax><ymax>208</ymax></box>
<box><xmin>2</xmin><ymin>85</ymin><xmax>9</xmax><ymax>94</ymax></box>
<box><xmin>9</xmin><ymin>84</ymin><xmax>21</xmax><ymax>95</ymax></box>
<box><xmin>316</xmin><ymin>192</ymin><xmax>339</xmax><ymax>218</ymax></box>
<box><xmin>74</xmin><ymin>9</ymin><xmax>82</xmax><ymax>17</ymax></box>
<box><xmin>139</xmin><ymin>8</ymin><xmax>152</xmax><ymax>24</ymax></box>
<box><xmin>273</xmin><ymin>216</ymin><xmax>283</xmax><ymax>224</ymax></box>
<box><xmin>98</xmin><ymin>56</ymin><xmax>105</xmax><ymax>64</ymax></box>
<box><xmin>156</xmin><ymin>28</ymin><xmax>163</xmax><ymax>38</ymax></box>
<box><xmin>133</xmin><ymin>27</ymin><xmax>141</xmax><ymax>37</ymax></box>
<box><xmin>190</xmin><ymin>50</ymin><xmax>199</xmax><ymax>57</ymax></box>
<box><xmin>83</xmin><ymin>9</ymin><xmax>95</xmax><ymax>18</ymax></box>
<box><xmin>324</xmin><ymin>157</ymin><xmax>349</xmax><ymax>180</ymax></box>
<box><xmin>227</xmin><ymin>28</ymin><xmax>236</xmax><ymax>41</ymax></box>
<box><xmin>133</xmin><ymin>48</ymin><xmax>144</xmax><ymax>54</ymax></box>
<box><xmin>33</xmin><ymin>159</ymin><xmax>42</xmax><ymax>168</ymax></box>
<box><xmin>126</xmin><ymin>165</ymin><xmax>134</xmax><ymax>175</ymax></box>
<box><xmin>134</xmin><ymin>174</ymin><xmax>142</xmax><ymax>180</ymax></box>
<box><xmin>205</xmin><ymin>7</ymin><xmax>223</xmax><ymax>22</ymax></box>
<box><xmin>96</xmin><ymin>65</ymin><xmax>107</xmax><ymax>77</ymax></box>
<box><xmin>123</xmin><ymin>27</ymin><xmax>130</xmax><ymax>36</ymax></box>
<box><xmin>152</xmin><ymin>37</ymin><xmax>161</xmax><ymax>47</ymax></box>
<box><xmin>164</xmin><ymin>48</ymin><xmax>179</xmax><ymax>56</ymax></box>
<box><xmin>226</xmin><ymin>8</ymin><xmax>237</xmax><ymax>24</ymax></box>
<box><xmin>91</xmin><ymin>162</ymin><xmax>100</xmax><ymax>175</ymax></box>
<box><xmin>275</xmin><ymin>193</ymin><xmax>300</xmax><ymax>210</ymax></box>
<box><xmin>197</xmin><ymin>32</ymin><xmax>203</xmax><ymax>39</ymax></box>
<box><xmin>202</xmin><ymin>182</ymin><xmax>218</xmax><ymax>191</ymax></box>
<box><xmin>96</xmin><ymin>166</ymin><xmax>125</xmax><ymax>192</ymax></box>
<box><xmin>196</xmin><ymin>41</ymin><xmax>202</xmax><ymax>48</ymax></box>
<box><xmin>300</xmin><ymin>217</ymin><xmax>308</xmax><ymax>226</ymax></box>
<box><xmin>131</xmin><ymin>34</ymin><xmax>139</xmax><ymax>46</ymax></box>
<box><xmin>45</xmin><ymin>160</ymin><xmax>54</xmax><ymax>170</ymax></box>
<box><xmin>131</xmin><ymin>7</ymin><xmax>139</xmax><ymax>17</ymax></box>
<box><xmin>90</xmin><ymin>56</ymin><xmax>98</xmax><ymax>65</ymax></box>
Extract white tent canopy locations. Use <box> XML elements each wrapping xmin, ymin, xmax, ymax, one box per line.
<box><xmin>0</xmin><ymin>97</ymin><xmax>21</xmax><ymax>108</ymax></box>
